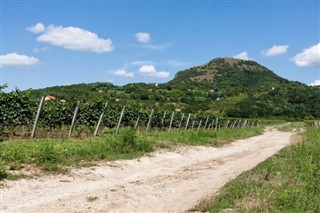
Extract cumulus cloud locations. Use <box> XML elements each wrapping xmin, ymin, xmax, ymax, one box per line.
<box><xmin>261</xmin><ymin>45</ymin><xmax>289</xmax><ymax>56</ymax></box>
<box><xmin>135</xmin><ymin>32</ymin><xmax>151</xmax><ymax>43</ymax></box>
<box><xmin>114</xmin><ymin>69</ymin><xmax>134</xmax><ymax>77</ymax></box>
<box><xmin>292</xmin><ymin>43</ymin><xmax>320</xmax><ymax>68</ymax></box>
<box><xmin>309</xmin><ymin>79</ymin><xmax>320</xmax><ymax>86</ymax></box>
<box><xmin>27</xmin><ymin>22</ymin><xmax>45</xmax><ymax>33</ymax></box>
<box><xmin>1</xmin><ymin>52</ymin><xmax>39</xmax><ymax>67</ymax></box>
<box><xmin>139</xmin><ymin>65</ymin><xmax>157</xmax><ymax>73</ymax></box>
<box><xmin>138</xmin><ymin>65</ymin><xmax>169</xmax><ymax>78</ymax></box>
<box><xmin>233</xmin><ymin>51</ymin><xmax>249</xmax><ymax>60</ymax></box>
<box><xmin>29</xmin><ymin>23</ymin><xmax>113</xmax><ymax>53</ymax></box>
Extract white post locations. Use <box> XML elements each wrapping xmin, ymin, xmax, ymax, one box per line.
<box><xmin>215</xmin><ymin>117</ymin><xmax>219</xmax><ymax>131</ymax></box>
<box><xmin>31</xmin><ymin>96</ymin><xmax>45</xmax><ymax>138</ymax></box>
<box><xmin>177</xmin><ymin>113</ymin><xmax>185</xmax><ymax>131</ymax></box>
<box><xmin>161</xmin><ymin>111</ymin><xmax>167</xmax><ymax>126</ymax></box>
<box><xmin>134</xmin><ymin>109</ymin><xmax>142</xmax><ymax>129</ymax></box>
<box><xmin>197</xmin><ymin>120</ymin><xmax>202</xmax><ymax>131</ymax></box>
<box><xmin>185</xmin><ymin>113</ymin><xmax>191</xmax><ymax>130</ymax></box>
<box><xmin>69</xmin><ymin>101</ymin><xmax>80</xmax><ymax>137</ymax></box>
<box><xmin>146</xmin><ymin>109</ymin><xmax>154</xmax><ymax>132</ymax></box>
<box><xmin>115</xmin><ymin>106</ymin><xmax>125</xmax><ymax>134</ymax></box>
<box><xmin>94</xmin><ymin>102</ymin><xmax>108</xmax><ymax>137</ymax></box>
<box><xmin>168</xmin><ymin>111</ymin><xmax>175</xmax><ymax>132</ymax></box>
<box><xmin>204</xmin><ymin>116</ymin><xmax>209</xmax><ymax>129</ymax></box>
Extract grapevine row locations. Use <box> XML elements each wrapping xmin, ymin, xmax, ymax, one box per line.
<box><xmin>0</xmin><ymin>89</ymin><xmax>276</xmax><ymax>138</ymax></box>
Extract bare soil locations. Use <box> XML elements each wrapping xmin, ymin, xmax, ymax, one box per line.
<box><xmin>0</xmin><ymin>128</ymin><xmax>296</xmax><ymax>213</ymax></box>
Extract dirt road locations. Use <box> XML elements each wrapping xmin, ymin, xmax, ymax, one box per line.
<box><xmin>1</xmin><ymin>128</ymin><xmax>296</xmax><ymax>213</ymax></box>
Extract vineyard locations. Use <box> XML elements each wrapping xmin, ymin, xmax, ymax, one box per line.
<box><xmin>0</xmin><ymin>88</ymin><xmax>279</xmax><ymax>139</ymax></box>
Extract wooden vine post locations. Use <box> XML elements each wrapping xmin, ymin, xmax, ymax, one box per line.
<box><xmin>185</xmin><ymin>113</ymin><xmax>191</xmax><ymax>130</ymax></box>
<box><xmin>146</xmin><ymin>109</ymin><xmax>154</xmax><ymax>132</ymax></box>
<box><xmin>197</xmin><ymin>120</ymin><xmax>202</xmax><ymax>131</ymax></box>
<box><xmin>204</xmin><ymin>116</ymin><xmax>209</xmax><ymax>129</ymax></box>
<box><xmin>225</xmin><ymin>120</ymin><xmax>230</xmax><ymax>128</ymax></box>
<box><xmin>161</xmin><ymin>111</ymin><xmax>167</xmax><ymax>126</ymax></box>
<box><xmin>115</xmin><ymin>106</ymin><xmax>125</xmax><ymax>134</ymax></box>
<box><xmin>215</xmin><ymin>117</ymin><xmax>219</xmax><ymax>131</ymax></box>
<box><xmin>134</xmin><ymin>108</ymin><xmax>142</xmax><ymax>129</ymax></box>
<box><xmin>191</xmin><ymin>115</ymin><xmax>197</xmax><ymax>129</ymax></box>
<box><xmin>168</xmin><ymin>111</ymin><xmax>175</xmax><ymax>132</ymax></box>
<box><xmin>31</xmin><ymin>96</ymin><xmax>45</xmax><ymax>138</ymax></box>
<box><xmin>177</xmin><ymin>113</ymin><xmax>185</xmax><ymax>131</ymax></box>
<box><xmin>93</xmin><ymin>102</ymin><xmax>108</xmax><ymax>137</ymax></box>
<box><xmin>69</xmin><ymin>101</ymin><xmax>80</xmax><ymax>137</ymax></box>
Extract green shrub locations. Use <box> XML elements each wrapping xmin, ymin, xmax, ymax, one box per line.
<box><xmin>110</xmin><ymin>128</ymin><xmax>153</xmax><ymax>153</ymax></box>
<box><xmin>111</xmin><ymin>128</ymin><xmax>137</xmax><ymax>153</ymax></box>
<box><xmin>36</xmin><ymin>142</ymin><xmax>61</xmax><ymax>164</ymax></box>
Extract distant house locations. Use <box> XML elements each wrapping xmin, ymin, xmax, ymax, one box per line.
<box><xmin>45</xmin><ymin>95</ymin><xmax>56</xmax><ymax>101</ymax></box>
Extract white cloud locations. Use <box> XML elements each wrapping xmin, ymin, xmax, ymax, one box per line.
<box><xmin>130</xmin><ymin>60</ymin><xmax>155</xmax><ymax>66</ymax></box>
<box><xmin>292</xmin><ymin>43</ymin><xmax>320</xmax><ymax>68</ymax></box>
<box><xmin>114</xmin><ymin>69</ymin><xmax>134</xmax><ymax>77</ymax></box>
<box><xmin>261</xmin><ymin>45</ymin><xmax>289</xmax><ymax>56</ymax></box>
<box><xmin>27</xmin><ymin>22</ymin><xmax>45</xmax><ymax>33</ymax></box>
<box><xmin>32</xmin><ymin>24</ymin><xmax>113</xmax><ymax>53</ymax></box>
<box><xmin>138</xmin><ymin>65</ymin><xmax>169</xmax><ymax>78</ymax></box>
<box><xmin>233</xmin><ymin>51</ymin><xmax>249</xmax><ymax>60</ymax></box>
<box><xmin>139</xmin><ymin>65</ymin><xmax>157</xmax><ymax>74</ymax></box>
<box><xmin>143</xmin><ymin>42</ymin><xmax>173</xmax><ymax>50</ymax></box>
<box><xmin>135</xmin><ymin>32</ymin><xmax>151</xmax><ymax>43</ymax></box>
<box><xmin>33</xmin><ymin>46</ymin><xmax>49</xmax><ymax>53</ymax></box>
<box><xmin>1</xmin><ymin>52</ymin><xmax>39</xmax><ymax>67</ymax></box>
<box><xmin>309</xmin><ymin>79</ymin><xmax>320</xmax><ymax>86</ymax></box>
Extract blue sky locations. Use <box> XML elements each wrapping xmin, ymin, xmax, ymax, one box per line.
<box><xmin>1</xmin><ymin>0</ymin><xmax>319</xmax><ymax>91</ymax></box>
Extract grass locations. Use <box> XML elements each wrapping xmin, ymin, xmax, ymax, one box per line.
<box><xmin>146</xmin><ymin>127</ymin><xmax>264</xmax><ymax>148</ymax></box>
<box><xmin>0</xmin><ymin>126</ymin><xmax>263</xmax><ymax>180</ymax></box>
<box><xmin>275</xmin><ymin>122</ymin><xmax>305</xmax><ymax>132</ymax></box>
<box><xmin>192</xmin><ymin>126</ymin><xmax>320</xmax><ymax>213</ymax></box>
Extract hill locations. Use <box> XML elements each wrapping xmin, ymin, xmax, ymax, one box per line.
<box><xmin>170</xmin><ymin>57</ymin><xmax>288</xmax><ymax>94</ymax></box>
<box><xmin>28</xmin><ymin>57</ymin><xmax>320</xmax><ymax>119</ymax></box>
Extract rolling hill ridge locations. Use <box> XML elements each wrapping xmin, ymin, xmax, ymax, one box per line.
<box><xmin>28</xmin><ymin>57</ymin><xmax>320</xmax><ymax>119</ymax></box>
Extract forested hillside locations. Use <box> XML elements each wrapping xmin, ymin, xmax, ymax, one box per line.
<box><xmin>27</xmin><ymin>58</ymin><xmax>320</xmax><ymax>119</ymax></box>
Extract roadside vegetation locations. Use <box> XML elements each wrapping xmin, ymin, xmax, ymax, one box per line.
<box><xmin>0</xmin><ymin>127</ymin><xmax>263</xmax><ymax>181</ymax></box>
<box><xmin>192</xmin><ymin>126</ymin><xmax>320</xmax><ymax>213</ymax></box>
<box><xmin>274</xmin><ymin>122</ymin><xmax>305</xmax><ymax>132</ymax></box>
